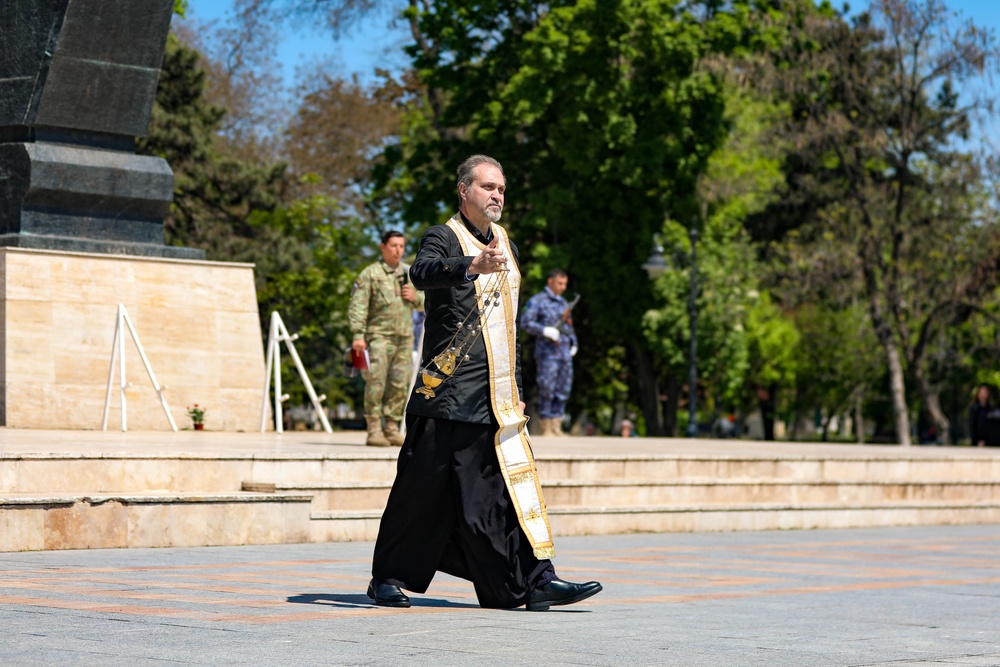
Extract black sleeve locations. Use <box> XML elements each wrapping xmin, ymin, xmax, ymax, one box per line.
<box><xmin>409</xmin><ymin>226</ymin><xmax>475</xmax><ymax>290</ymax></box>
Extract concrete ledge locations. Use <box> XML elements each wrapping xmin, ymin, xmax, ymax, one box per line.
<box><xmin>548</xmin><ymin>500</ymin><xmax>1000</xmax><ymax>514</ymax></box>
<box><xmin>309</xmin><ymin>510</ymin><xmax>382</xmax><ymax>542</ymax></box>
<box><xmin>3</xmin><ymin>431</ymin><xmax>1000</xmax><ymax>550</ymax></box>
<box><xmin>547</xmin><ymin>502</ymin><xmax>1000</xmax><ymax>535</ymax></box>
<box><xmin>0</xmin><ymin>492</ymin><xmax>313</xmax><ymax>505</ymax></box>
<box><xmin>0</xmin><ymin>492</ymin><xmax>313</xmax><ymax>552</ymax></box>
<box><xmin>307</xmin><ymin>501</ymin><xmax>1000</xmax><ymax>542</ymax></box>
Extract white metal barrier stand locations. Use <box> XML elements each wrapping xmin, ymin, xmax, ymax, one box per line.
<box><xmin>260</xmin><ymin>311</ymin><xmax>332</xmax><ymax>433</ymax></box>
<box><xmin>101</xmin><ymin>303</ymin><xmax>178</xmax><ymax>432</ymax></box>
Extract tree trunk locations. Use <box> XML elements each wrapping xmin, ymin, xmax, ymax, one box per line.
<box><xmin>632</xmin><ymin>344</ymin><xmax>664</xmax><ymax>436</ymax></box>
<box><xmin>913</xmin><ymin>368</ymin><xmax>951</xmax><ymax>445</ymax></box>
<box><xmin>860</xmin><ymin>244</ymin><xmax>911</xmax><ymax>446</ymax></box>
<box><xmin>855</xmin><ymin>391</ymin><xmax>865</xmax><ymax>444</ymax></box>
<box><xmin>884</xmin><ymin>340</ymin><xmax>911</xmax><ymax>446</ymax></box>
<box><xmin>662</xmin><ymin>371</ymin><xmax>681</xmax><ymax>437</ymax></box>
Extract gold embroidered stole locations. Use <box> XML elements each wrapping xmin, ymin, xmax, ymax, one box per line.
<box><xmin>446</xmin><ymin>217</ymin><xmax>556</xmax><ymax>559</ymax></box>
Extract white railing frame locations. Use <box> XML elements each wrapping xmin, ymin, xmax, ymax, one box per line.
<box><xmin>101</xmin><ymin>303</ymin><xmax>178</xmax><ymax>432</ymax></box>
<box><xmin>260</xmin><ymin>311</ymin><xmax>332</xmax><ymax>433</ymax></box>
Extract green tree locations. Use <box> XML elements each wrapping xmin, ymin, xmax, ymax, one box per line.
<box><xmin>753</xmin><ymin>0</ymin><xmax>1000</xmax><ymax>444</ymax></box>
<box><xmin>143</xmin><ymin>30</ymin><xmax>381</xmax><ymax>419</ymax></box>
<box><xmin>358</xmin><ymin>0</ymin><xmax>787</xmax><ymax>434</ymax></box>
<box><xmin>743</xmin><ymin>293</ymin><xmax>800</xmax><ymax>441</ymax></box>
<box><xmin>789</xmin><ymin>303</ymin><xmax>881</xmax><ymax>442</ymax></box>
<box><xmin>250</xmin><ymin>196</ymin><xmax>376</xmax><ymax>409</ymax></box>
<box><xmin>140</xmin><ymin>33</ymin><xmax>288</xmax><ymax>256</ymax></box>
<box><xmin>285</xmin><ymin>72</ymin><xmax>402</xmax><ymax>216</ymax></box>
<box><xmin>640</xmin><ymin>77</ymin><xmax>788</xmax><ymax>435</ymax></box>
<box><xmin>642</xmin><ymin>214</ymin><xmax>759</xmax><ymax>435</ymax></box>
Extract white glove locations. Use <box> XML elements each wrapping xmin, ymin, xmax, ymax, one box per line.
<box><xmin>570</xmin><ymin>346</ymin><xmax>578</xmax><ymax>357</ymax></box>
<box><xmin>542</xmin><ymin>326</ymin><xmax>561</xmax><ymax>342</ymax></box>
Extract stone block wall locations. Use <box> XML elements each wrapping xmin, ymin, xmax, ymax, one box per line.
<box><xmin>0</xmin><ymin>248</ymin><xmax>266</xmax><ymax>430</ymax></box>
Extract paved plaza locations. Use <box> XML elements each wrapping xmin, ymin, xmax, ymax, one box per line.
<box><xmin>1</xmin><ymin>525</ymin><xmax>999</xmax><ymax>666</ymax></box>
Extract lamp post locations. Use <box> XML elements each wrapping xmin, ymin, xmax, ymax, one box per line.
<box><xmin>643</xmin><ymin>226</ymin><xmax>699</xmax><ymax>438</ymax></box>
<box><xmin>685</xmin><ymin>226</ymin><xmax>698</xmax><ymax>438</ymax></box>
<box><xmin>641</xmin><ymin>238</ymin><xmax>668</xmax><ymax>279</ymax></box>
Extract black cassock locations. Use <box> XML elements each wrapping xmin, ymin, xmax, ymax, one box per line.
<box><xmin>371</xmin><ymin>216</ymin><xmax>555</xmax><ymax>609</ymax></box>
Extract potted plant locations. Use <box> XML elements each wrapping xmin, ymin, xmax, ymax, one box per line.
<box><xmin>187</xmin><ymin>404</ymin><xmax>207</xmax><ymax>430</ymax></box>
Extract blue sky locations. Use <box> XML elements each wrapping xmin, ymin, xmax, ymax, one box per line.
<box><xmin>182</xmin><ymin>0</ymin><xmax>999</xmax><ymax>144</ymax></box>
<box><xmin>184</xmin><ymin>0</ymin><xmax>1000</xmax><ymax>80</ymax></box>
<box><xmin>182</xmin><ymin>1</ymin><xmax>409</xmax><ymax>85</ymax></box>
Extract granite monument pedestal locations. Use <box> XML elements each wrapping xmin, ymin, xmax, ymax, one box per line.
<box><xmin>0</xmin><ymin>248</ymin><xmax>265</xmax><ymax>431</ymax></box>
<box><xmin>0</xmin><ymin>1</ymin><xmax>268</xmax><ymax>430</ymax></box>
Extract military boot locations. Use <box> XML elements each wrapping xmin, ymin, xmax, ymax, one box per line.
<box><xmin>366</xmin><ymin>418</ymin><xmax>391</xmax><ymax>447</ymax></box>
<box><xmin>383</xmin><ymin>420</ymin><xmax>405</xmax><ymax>447</ymax></box>
<box><xmin>549</xmin><ymin>417</ymin><xmax>566</xmax><ymax>437</ymax></box>
<box><xmin>537</xmin><ymin>418</ymin><xmax>553</xmax><ymax>437</ymax></box>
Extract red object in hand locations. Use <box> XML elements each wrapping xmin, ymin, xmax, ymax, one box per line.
<box><xmin>352</xmin><ymin>349</ymin><xmax>370</xmax><ymax>371</ymax></box>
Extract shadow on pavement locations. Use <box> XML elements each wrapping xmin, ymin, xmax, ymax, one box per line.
<box><xmin>287</xmin><ymin>593</ymin><xmax>480</xmax><ymax>609</ymax></box>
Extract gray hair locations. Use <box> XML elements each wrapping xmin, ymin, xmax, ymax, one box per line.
<box><xmin>456</xmin><ymin>154</ymin><xmax>504</xmax><ymax>192</ymax></box>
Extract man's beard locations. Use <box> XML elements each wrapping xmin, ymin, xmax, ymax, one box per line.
<box><xmin>485</xmin><ymin>204</ymin><xmax>502</xmax><ymax>222</ymax></box>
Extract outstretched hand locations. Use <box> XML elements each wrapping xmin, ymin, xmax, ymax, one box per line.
<box><xmin>468</xmin><ymin>235</ymin><xmax>508</xmax><ymax>275</ymax></box>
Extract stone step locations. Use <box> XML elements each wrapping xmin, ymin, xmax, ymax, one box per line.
<box><xmin>0</xmin><ymin>492</ymin><xmax>313</xmax><ymax>552</ymax></box>
<box><xmin>535</xmin><ymin>456</ymin><xmax>1000</xmax><ymax>482</ymax></box>
<box><xmin>541</xmin><ymin>479</ymin><xmax>1000</xmax><ymax>506</ymax></box>
<box><xmin>245</xmin><ymin>481</ymin><xmax>392</xmax><ymax>511</ymax></box>
<box><xmin>548</xmin><ymin>501</ymin><xmax>1000</xmax><ymax>534</ymax></box>
<box><xmin>308</xmin><ymin>500</ymin><xmax>1000</xmax><ymax>542</ymax></box>
<box><xmin>310</xmin><ymin>510</ymin><xmax>384</xmax><ymax>543</ymax></box>
<box><xmin>0</xmin><ymin>454</ymin><xmax>400</xmax><ymax>493</ymax></box>
<box><xmin>7</xmin><ymin>453</ymin><xmax>1000</xmax><ymax>495</ymax></box>
<box><xmin>257</xmin><ymin>478</ymin><xmax>1000</xmax><ymax>513</ymax></box>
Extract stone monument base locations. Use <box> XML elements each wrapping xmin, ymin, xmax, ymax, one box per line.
<box><xmin>0</xmin><ymin>248</ymin><xmax>266</xmax><ymax>431</ymax></box>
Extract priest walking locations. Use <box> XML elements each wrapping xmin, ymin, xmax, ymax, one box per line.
<box><xmin>366</xmin><ymin>154</ymin><xmax>603</xmax><ymax>611</ymax></box>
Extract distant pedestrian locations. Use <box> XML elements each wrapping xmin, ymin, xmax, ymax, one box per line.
<box><xmin>969</xmin><ymin>384</ymin><xmax>1000</xmax><ymax>447</ymax></box>
<box><xmin>521</xmin><ymin>269</ymin><xmax>578</xmax><ymax>436</ymax></box>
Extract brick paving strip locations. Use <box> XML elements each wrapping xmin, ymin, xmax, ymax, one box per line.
<box><xmin>2</xmin><ymin>527</ymin><xmax>1000</xmax><ymax>666</ymax></box>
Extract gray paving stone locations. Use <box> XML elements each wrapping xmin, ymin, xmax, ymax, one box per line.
<box><xmin>0</xmin><ymin>526</ymin><xmax>998</xmax><ymax>666</ymax></box>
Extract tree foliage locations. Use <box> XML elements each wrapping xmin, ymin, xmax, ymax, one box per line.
<box><xmin>144</xmin><ymin>28</ymin><xmax>382</xmax><ymax>416</ymax></box>
<box><xmin>642</xmin><ymin>79</ymin><xmax>789</xmax><ymax>435</ymax></box>
<box><xmin>756</xmin><ymin>0</ymin><xmax>1000</xmax><ymax>444</ymax></box>
<box><xmin>249</xmin><ymin>196</ymin><xmax>376</xmax><ymax>407</ymax></box>
<box><xmin>164</xmin><ymin>0</ymin><xmax>1000</xmax><ymax>441</ymax></box>
<box><xmin>140</xmin><ymin>33</ymin><xmax>288</xmax><ymax>257</ymax></box>
<box><xmin>285</xmin><ymin>72</ymin><xmax>403</xmax><ymax>215</ymax></box>
<box><xmin>358</xmin><ymin>0</ymin><xmax>788</xmax><ymax>434</ymax></box>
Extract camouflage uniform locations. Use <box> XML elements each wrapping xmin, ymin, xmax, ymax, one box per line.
<box><xmin>348</xmin><ymin>260</ymin><xmax>424</xmax><ymax>423</ymax></box>
<box><xmin>521</xmin><ymin>287</ymin><xmax>577</xmax><ymax>420</ymax></box>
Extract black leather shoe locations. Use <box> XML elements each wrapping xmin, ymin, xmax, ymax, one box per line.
<box><xmin>367</xmin><ymin>578</ymin><xmax>411</xmax><ymax>608</ymax></box>
<box><xmin>526</xmin><ymin>579</ymin><xmax>603</xmax><ymax>611</ymax></box>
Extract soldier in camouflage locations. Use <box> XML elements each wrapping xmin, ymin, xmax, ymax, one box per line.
<box><xmin>348</xmin><ymin>231</ymin><xmax>425</xmax><ymax>446</ymax></box>
<box><xmin>520</xmin><ymin>268</ymin><xmax>577</xmax><ymax>436</ymax></box>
